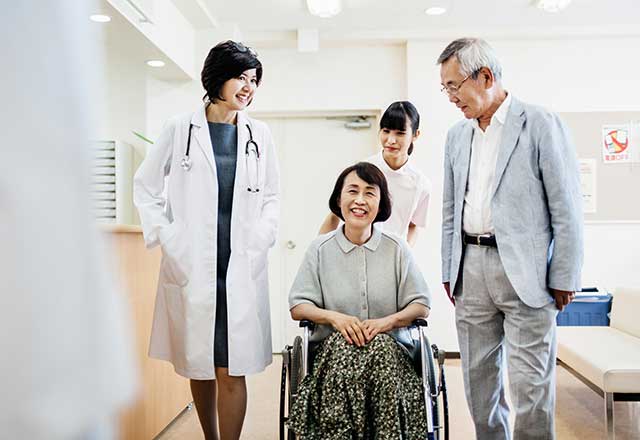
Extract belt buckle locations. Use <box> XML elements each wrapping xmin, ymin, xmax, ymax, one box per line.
<box><xmin>477</xmin><ymin>234</ymin><xmax>491</xmax><ymax>246</ymax></box>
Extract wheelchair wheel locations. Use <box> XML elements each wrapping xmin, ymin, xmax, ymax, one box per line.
<box><xmin>289</xmin><ymin>336</ymin><xmax>303</xmax><ymax>402</ymax></box>
<box><xmin>286</xmin><ymin>336</ymin><xmax>303</xmax><ymax>440</ymax></box>
<box><xmin>421</xmin><ymin>333</ymin><xmax>439</xmax><ymax>439</ymax></box>
<box><xmin>430</xmin><ymin>343</ymin><xmax>449</xmax><ymax>440</ymax></box>
<box><xmin>420</xmin><ymin>334</ymin><xmax>449</xmax><ymax>440</ymax></box>
<box><xmin>279</xmin><ymin>345</ymin><xmax>290</xmax><ymax>440</ymax></box>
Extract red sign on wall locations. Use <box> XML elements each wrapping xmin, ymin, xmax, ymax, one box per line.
<box><xmin>602</xmin><ymin>125</ymin><xmax>630</xmax><ymax>163</ymax></box>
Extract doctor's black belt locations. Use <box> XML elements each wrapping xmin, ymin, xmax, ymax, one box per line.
<box><xmin>463</xmin><ymin>233</ymin><xmax>497</xmax><ymax>248</ymax></box>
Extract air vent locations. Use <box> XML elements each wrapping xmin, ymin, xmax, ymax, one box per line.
<box><xmin>90</xmin><ymin>141</ymin><xmax>133</xmax><ymax>224</ymax></box>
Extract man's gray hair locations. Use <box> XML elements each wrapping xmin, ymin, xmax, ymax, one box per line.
<box><xmin>437</xmin><ymin>38</ymin><xmax>503</xmax><ymax>82</ymax></box>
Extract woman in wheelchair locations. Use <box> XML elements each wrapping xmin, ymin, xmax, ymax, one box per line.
<box><xmin>287</xmin><ymin>162</ymin><xmax>431</xmax><ymax>439</ymax></box>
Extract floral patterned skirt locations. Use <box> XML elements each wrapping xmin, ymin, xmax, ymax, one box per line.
<box><xmin>288</xmin><ymin>331</ymin><xmax>427</xmax><ymax>440</ymax></box>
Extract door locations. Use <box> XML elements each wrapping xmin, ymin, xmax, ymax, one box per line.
<box><xmin>262</xmin><ymin>115</ymin><xmax>379</xmax><ymax>350</ymax></box>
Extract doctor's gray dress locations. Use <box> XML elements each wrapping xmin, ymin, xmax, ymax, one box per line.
<box><xmin>209</xmin><ymin>121</ymin><xmax>237</xmax><ymax>368</ymax></box>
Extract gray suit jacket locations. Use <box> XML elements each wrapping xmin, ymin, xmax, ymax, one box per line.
<box><xmin>441</xmin><ymin>96</ymin><xmax>583</xmax><ymax>308</ymax></box>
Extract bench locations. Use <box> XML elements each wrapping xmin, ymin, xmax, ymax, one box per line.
<box><xmin>557</xmin><ymin>287</ymin><xmax>640</xmax><ymax>439</ymax></box>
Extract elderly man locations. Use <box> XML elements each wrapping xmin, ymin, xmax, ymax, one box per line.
<box><xmin>439</xmin><ymin>38</ymin><xmax>583</xmax><ymax>439</ymax></box>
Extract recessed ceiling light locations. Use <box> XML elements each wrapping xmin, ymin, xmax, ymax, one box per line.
<box><xmin>307</xmin><ymin>0</ymin><xmax>342</xmax><ymax>18</ymax></box>
<box><xmin>534</xmin><ymin>0</ymin><xmax>572</xmax><ymax>12</ymax></box>
<box><xmin>89</xmin><ymin>14</ymin><xmax>111</xmax><ymax>23</ymax></box>
<box><xmin>146</xmin><ymin>60</ymin><xmax>165</xmax><ymax>68</ymax></box>
<box><xmin>425</xmin><ymin>7</ymin><xmax>447</xmax><ymax>15</ymax></box>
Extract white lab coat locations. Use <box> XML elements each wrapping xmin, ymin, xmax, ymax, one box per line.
<box><xmin>134</xmin><ymin>104</ymin><xmax>280</xmax><ymax>379</ymax></box>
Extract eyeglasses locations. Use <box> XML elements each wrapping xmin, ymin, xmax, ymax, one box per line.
<box><xmin>440</xmin><ymin>72</ymin><xmax>474</xmax><ymax>96</ymax></box>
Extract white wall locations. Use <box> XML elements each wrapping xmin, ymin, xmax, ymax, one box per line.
<box><xmin>94</xmin><ymin>27</ymin><xmax>150</xmax><ymax>225</ymax></box>
<box><xmin>100</xmin><ymin>45</ymin><xmax>147</xmax><ymax>146</ymax></box>
<box><xmin>582</xmin><ymin>222</ymin><xmax>640</xmax><ymax>289</ymax></box>
<box><xmin>145</xmin><ymin>43</ymin><xmax>407</xmax><ymax>136</ymax></box>
<box><xmin>107</xmin><ymin>0</ymin><xmax>196</xmax><ymax>78</ymax></box>
<box><xmin>406</xmin><ymin>36</ymin><xmax>640</xmax><ymax>351</ymax></box>
<box><xmin>251</xmin><ymin>45</ymin><xmax>407</xmax><ymax>113</ymax></box>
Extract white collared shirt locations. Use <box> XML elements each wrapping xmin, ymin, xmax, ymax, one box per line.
<box><xmin>463</xmin><ymin>93</ymin><xmax>512</xmax><ymax>235</ymax></box>
<box><xmin>366</xmin><ymin>152</ymin><xmax>432</xmax><ymax>240</ymax></box>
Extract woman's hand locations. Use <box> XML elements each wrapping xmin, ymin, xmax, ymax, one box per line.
<box><xmin>327</xmin><ymin>311</ymin><xmax>368</xmax><ymax>347</ymax></box>
<box><xmin>362</xmin><ymin>317</ymin><xmax>395</xmax><ymax>342</ymax></box>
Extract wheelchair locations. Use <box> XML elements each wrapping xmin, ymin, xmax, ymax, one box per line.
<box><xmin>279</xmin><ymin>318</ymin><xmax>449</xmax><ymax>440</ymax></box>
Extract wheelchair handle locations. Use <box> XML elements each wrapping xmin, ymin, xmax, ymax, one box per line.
<box><xmin>299</xmin><ymin>319</ymin><xmax>316</xmax><ymax>330</ymax></box>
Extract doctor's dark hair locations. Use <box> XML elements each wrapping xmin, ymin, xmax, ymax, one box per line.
<box><xmin>329</xmin><ymin>162</ymin><xmax>392</xmax><ymax>224</ymax></box>
<box><xmin>379</xmin><ymin>101</ymin><xmax>420</xmax><ymax>155</ymax></box>
<box><xmin>201</xmin><ymin>40</ymin><xmax>263</xmax><ymax>104</ymax></box>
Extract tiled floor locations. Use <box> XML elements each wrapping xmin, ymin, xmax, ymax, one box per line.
<box><xmin>158</xmin><ymin>356</ymin><xmax>640</xmax><ymax>439</ymax></box>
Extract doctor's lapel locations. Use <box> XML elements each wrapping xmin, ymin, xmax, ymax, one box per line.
<box><xmin>191</xmin><ymin>107</ymin><xmax>216</xmax><ymax>174</ymax></box>
<box><xmin>492</xmin><ymin>99</ymin><xmax>525</xmax><ymax>199</ymax></box>
<box><xmin>454</xmin><ymin>124</ymin><xmax>473</xmax><ymax>204</ymax></box>
<box><xmin>234</xmin><ymin>111</ymin><xmax>250</xmax><ymax>193</ymax></box>
<box><xmin>229</xmin><ymin>112</ymin><xmax>251</xmax><ymax>249</ymax></box>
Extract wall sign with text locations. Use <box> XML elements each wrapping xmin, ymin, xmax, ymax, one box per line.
<box><xmin>602</xmin><ymin>125</ymin><xmax>631</xmax><ymax>163</ymax></box>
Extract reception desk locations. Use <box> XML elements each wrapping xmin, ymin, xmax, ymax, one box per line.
<box><xmin>102</xmin><ymin>225</ymin><xmax>192</xmax><ymax>440</ymax></box>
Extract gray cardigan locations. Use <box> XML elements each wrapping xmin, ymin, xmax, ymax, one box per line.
<box><xmin>289</xmin><ymin>225</ymin><xmax>431</xmax><ymax>346</ymax></box>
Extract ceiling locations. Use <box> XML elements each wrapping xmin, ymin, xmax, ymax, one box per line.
<box><xmin>92</xmin><ymin>0</ymin><xmax>639</xmax><ymax>81</ymax></box>
<box><xmin>201</xmin><ymin>0</ymin><xmax>640</xmax><ymax>42</ymax></box>
<box><xmin>95</xmin><ymin>0</ymin><xmax>192</xmax><ymax>79</ymax></box>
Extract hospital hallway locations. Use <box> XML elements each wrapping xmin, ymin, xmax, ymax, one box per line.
<box><xmin>157</xmin><ymin>358</ymin><xmax>640</xmax><ymax>440</ymax></box>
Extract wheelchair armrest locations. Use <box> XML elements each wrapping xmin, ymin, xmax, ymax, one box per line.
<box><xmin>412</xmin><ymin>318</ymin><xmax>428</xmax><ymax>327</ymax></box>
<box><xmin>299</xmin><ymin>319</ymin><xmax>316</xmax><ymax>331</ymax></box>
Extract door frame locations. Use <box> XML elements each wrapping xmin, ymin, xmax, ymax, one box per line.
<box><xmin>253</xmin><ymin>108</ymin><xmax>383</xmax><ymax>352</ymax></box>
<box><xmin>251</xmin><ymin>108</ymin><xmax>381</xmax><ymax>120</ymax></box>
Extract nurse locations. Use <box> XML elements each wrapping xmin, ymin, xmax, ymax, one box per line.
<box><xmin>319</xmin><ymin>101</ymin><xmax>431</xmax><ymax>246</ymax></box>
<box><xmin>134</xmin><ymin>40</ymin><xmax>280</xmax><ymax>440</ymax></box>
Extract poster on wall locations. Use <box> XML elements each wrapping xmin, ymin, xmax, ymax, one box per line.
<box><xmin>579</xmin><ymin>159</ymin><xmax>597</xmax><ymax>213</ymax></box>
<box><xmin>602</xmin><ymin>125</ymin><xmax>631</xmax><ymax>163</ymax></box>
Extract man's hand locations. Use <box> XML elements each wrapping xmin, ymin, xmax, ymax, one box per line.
<box><xmin>327</xmin><ymin>311</ymin><xmax>367</xmax><ymax>346</ymax></box>
<box><xmin>362</xmin><ymin>317</ymin><xmax>395</xmax><ymax>342</ymax></box>
<box><xmin>443</xmin><ymin>282</ymin><xmax>455</xmax><ymax>306</ymax></box>
<box><xmin>551</xmin><ymin>288</ymin><xmax>575</xmax><ymax>311</ymax></box>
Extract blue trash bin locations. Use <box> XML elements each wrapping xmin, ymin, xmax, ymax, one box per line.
<box><xmin>556</xmin><ymin>288</ymin><xmax>612</xmax><ymax>326</ymax></box>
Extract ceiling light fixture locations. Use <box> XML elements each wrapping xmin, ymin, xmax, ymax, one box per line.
<box><xmin>146</xmin><ymin>60</ymin><xmax>165</xmax><ymax>67</ymax></box>
<box><xmin>89</xmin><ymin>14</ymin><xmax>111</xmax><ymax>23</ymax></box>
<box><xmin>425</xmin><ymin>6</ymin><xmax>447</xmax><ymax>15</ymax></box>
<box><xmin>306</xmin><ymin>0</ymin><xmax>342</xmax><ymax>18</ymax></box>
<box><xmin>534</xmin><ymin>0</ymin><xmax>572</xmax><ymax>13</ymax></box>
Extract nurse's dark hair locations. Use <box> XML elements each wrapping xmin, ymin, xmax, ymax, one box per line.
<box><xmin>201</xmin><ymin>40</ymin><xmax>262</xmax><ymax>104</ymax></box>
<box><xmin>329</xmin><ymin>162</ymin><xmax>392</xmax><ymax>224</ymax></box>
<box><xmin>379</xmin><ymin>101</ymin><xmax>420</xmax><ymax>155</ymax></box>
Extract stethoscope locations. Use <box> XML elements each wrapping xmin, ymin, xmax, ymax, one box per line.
<box><xmin>181</xmin><ymin>122</ymin><xmax>260</xmax><ymax>193</ymax></box>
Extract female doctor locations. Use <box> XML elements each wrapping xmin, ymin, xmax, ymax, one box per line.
<box><xmin>133</xmin><ymin>40</ymin><xmax>279</xmax><ymax>440</ymax></box>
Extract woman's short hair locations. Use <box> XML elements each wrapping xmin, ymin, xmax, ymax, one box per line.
<box><xmin>379</xmin><ymin>101</ymin><xmax>420</xmax><ymax>155</ymax></box>
<box><xmin>329</xmin><ymin>162</ymin><xmax>392</xmax><ymax>224</ymax></box>
<box><xmin>201</xmin><ymin>40</ymin><xmax>263</xmax><ymax>104</ymax></box>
